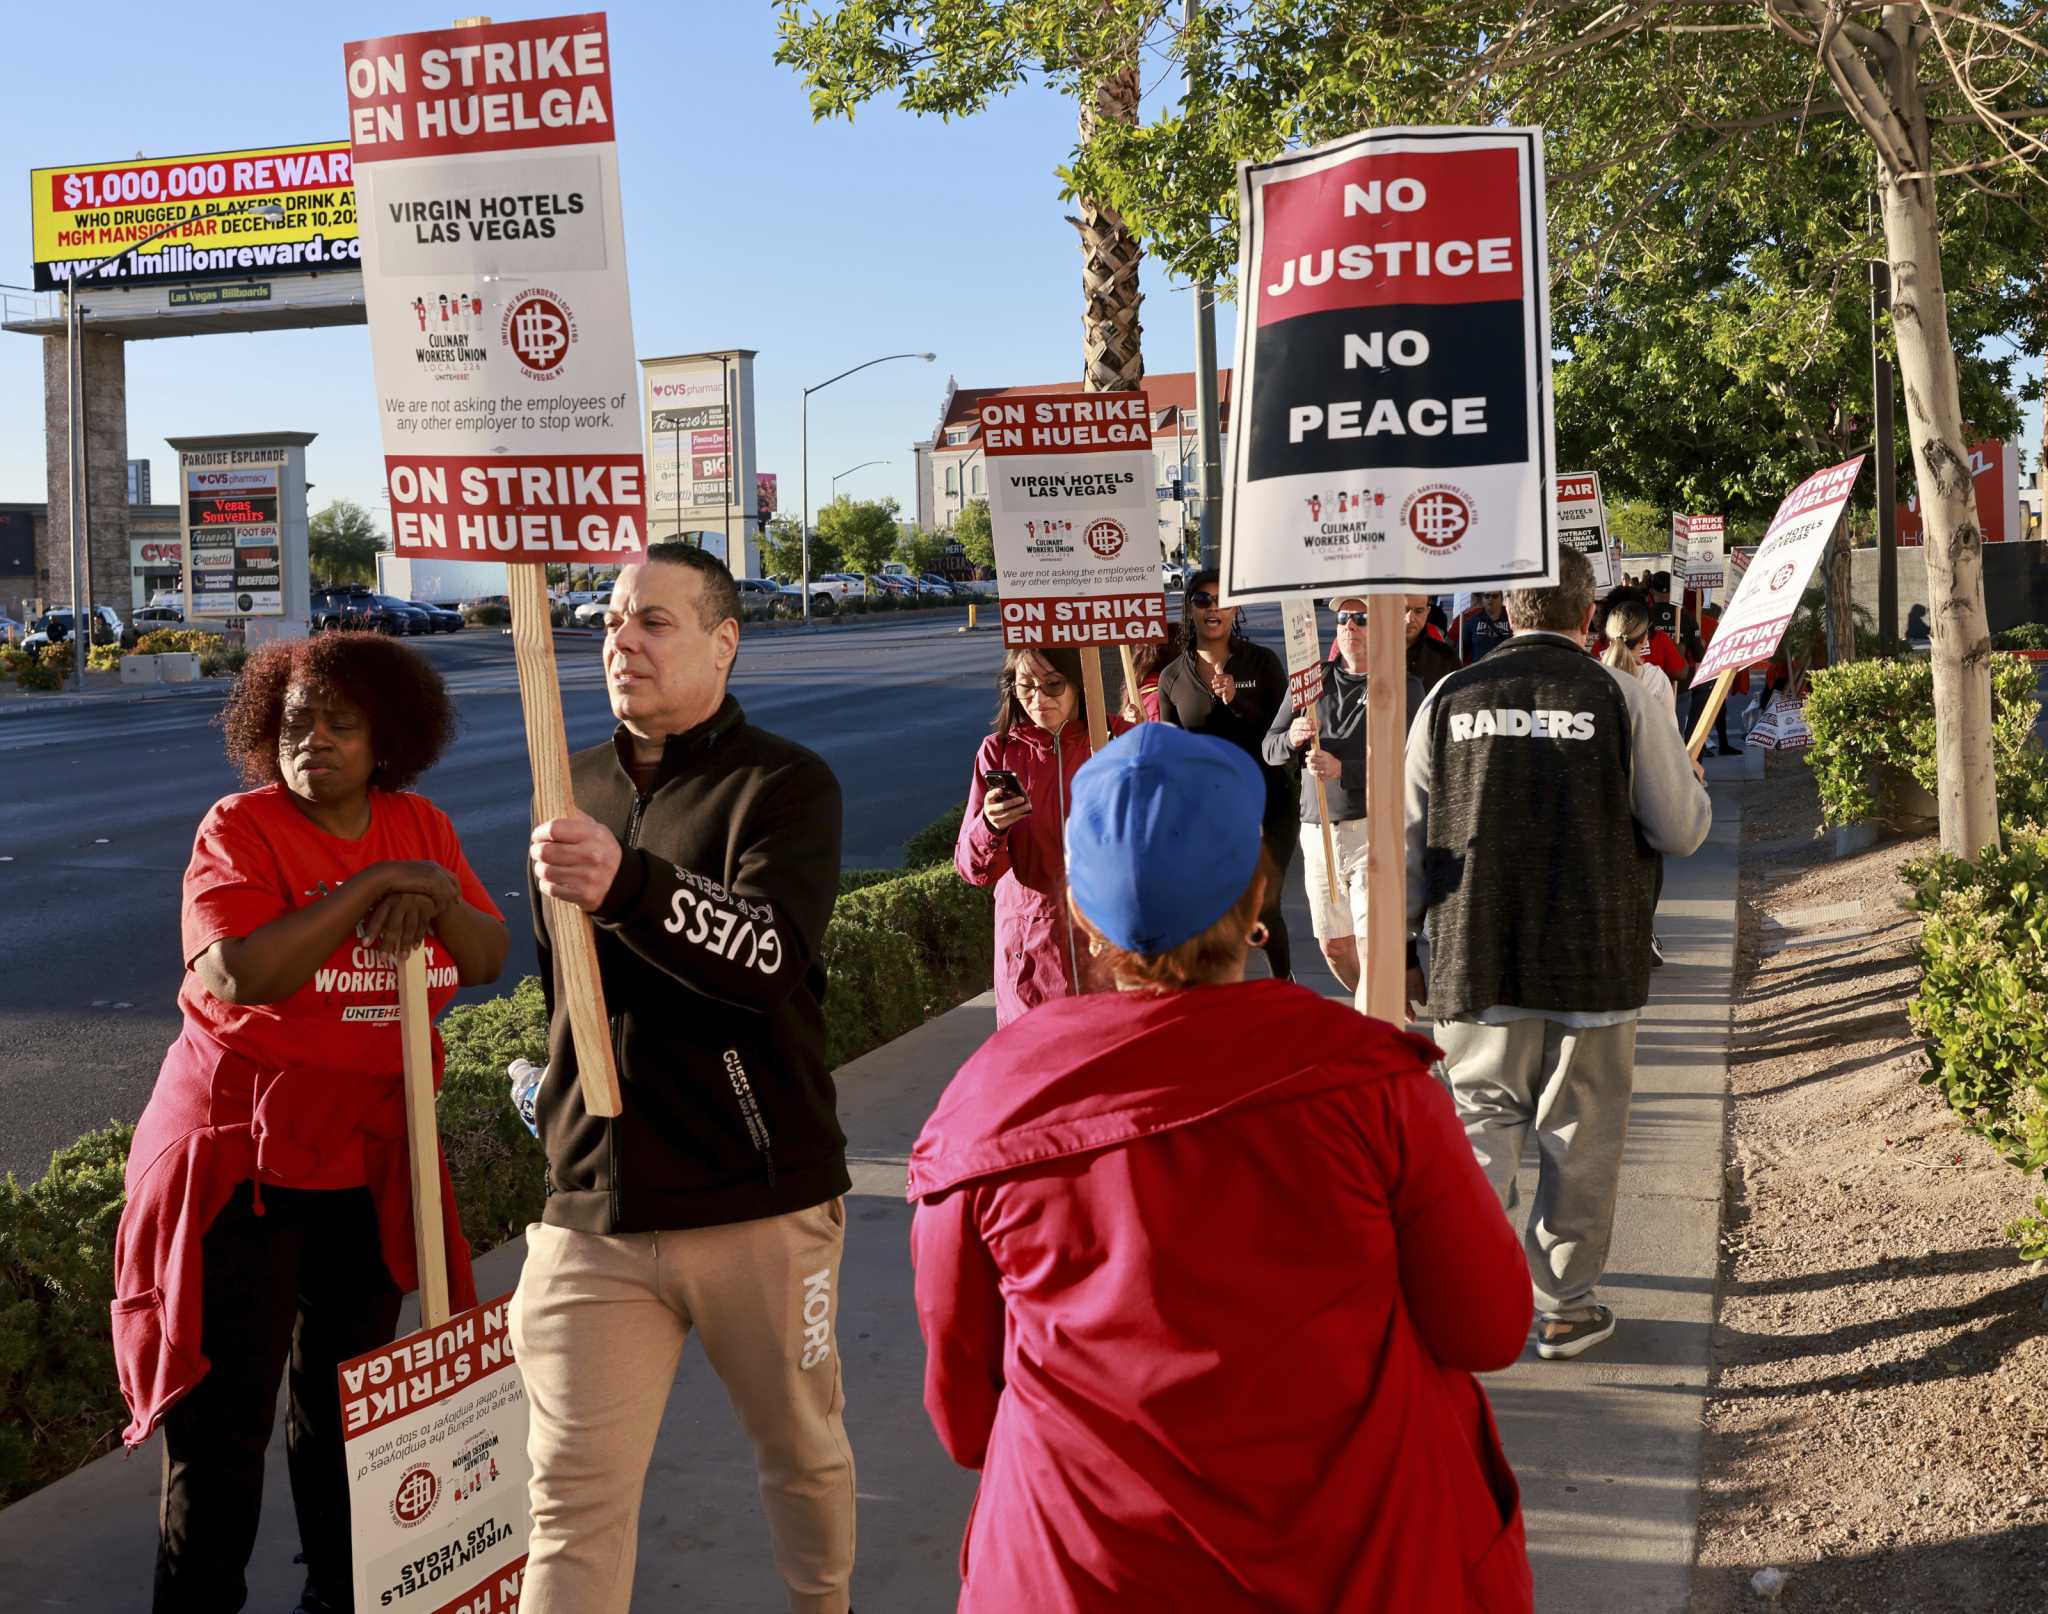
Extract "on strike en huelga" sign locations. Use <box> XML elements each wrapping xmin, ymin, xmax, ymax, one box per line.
<box><xmin>345</xmin><ymin>12</ymin><xmax>647</xmax><ymax>562</ymax></box>
<box><xmin>341</xmin><ymin>1290</ymin><xmax>530</xmax><ymax>1614</ymax></box>
<box><xmin>1222</xmin><ymin>126</ymin><xmax>1555</xmax><ymax>603</ymax></box>
<box><xmin>983</xmin><ymin>390</ymin><xmax>1167</xmax><ymax>648</ymax></box>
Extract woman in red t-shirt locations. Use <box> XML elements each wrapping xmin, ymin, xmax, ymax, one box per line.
<box><xmin>118</xmin><ymin>632</ymin><xmax>507</xmax><ymax>1614</ymax></box>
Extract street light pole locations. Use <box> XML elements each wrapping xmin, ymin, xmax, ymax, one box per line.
<box><xmin>61</xmin><ymin>199</ymin><xmax>283</xmax><ymax>690</ymax></box>
<box><xmin>831</xmin><ymin>459</ymin><xmax>890</xmax><ymax>499</ymax></box>
<box><xmin>801</xmin><ymin>351</ymin><xmax>934</xmax><ymax>624</ymax></box>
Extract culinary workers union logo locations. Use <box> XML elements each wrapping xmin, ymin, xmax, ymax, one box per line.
<box><xmin>502</xmin><ymin>289</ymin><xmax>577</xmax><ymax>380</ymax></box>
<box><xmin>1402</xmin><ymin>485</ymin><xmax>1474</xmax><ymax>551</ymax></box>
<box><xmin>1769</xmin><ymin>562</ymin><xmax>1797</xmax><ymax>592</ymax></box>
<box><xmin>1085</xmin><ymin>518</ymin><xmax>1127</xmax><ymax>558</ymax></box>
<box><xmin>390</xmin><ymin>1464</ymin><xmax>441</xmax><ymax>1528</ymax></box>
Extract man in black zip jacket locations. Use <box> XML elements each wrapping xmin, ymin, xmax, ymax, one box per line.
<box><xmin>517</xmin><ymin>543</ymin><xmax>855</xmax><ymax>1614</ymax></box>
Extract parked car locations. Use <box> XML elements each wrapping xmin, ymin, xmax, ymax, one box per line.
<box><xmin>376</xmin><ymin>595</ymin><xmax>435</xmax><ymax>634</ymax></box>
<box><xmin>917</xmin><ymin>573</ymin><xmax>959</xmax><ymax>598</ymax></box>
<box><xmin>411</xmin><ymin>600</ymin><xmax>464</xmax><ymax>632</ymax></box>
<box><xmin>775</xmin><ymin>582</ymin><xmax>839</xmax><ymax>616</ymax></box>
<box><xmin>815</xmin><ymin>574</ymin><xmax>864</xmax><ymax>602</ymax></box>
<box><xmin>312</xmin><ymin>588</ymin><xmax>415</xmax><ymax>635</ymax></box>
<box><xmin>132</xmin><ymin>604</ymin><xmax>187</xmax><ymax>631</ymax></box>
<box><xmin>736</xmin><ymin>577</ymin><xmax>782</xmax><ymax>620</ymax></box>
<box><xmin>23</xmin><ymin>605</ymin><xmax>130</xmax><ymax>651</ymax></box>
<box><xmin>864</xmin><ymin>572</ymin><xmax>913</xmax><ymax>597</ymax></box>
<box><xmin>571</xmin><ymin>597</ymin><xmax>610</xmax><ymax>627</ymax></box>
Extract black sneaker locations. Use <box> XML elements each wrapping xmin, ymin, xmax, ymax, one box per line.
<box><xmin>1536</xmin><ymin>1304</ymin><xmax>1616</xmax><ymax>1360</ymax></box>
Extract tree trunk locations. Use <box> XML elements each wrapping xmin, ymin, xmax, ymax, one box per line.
<box><xmin>1078</xmin><ymin>61</ymin><xmax>1144</xmax><ymax>393</ymax></box>
<box><xmin>1878</xmin><ymin>98</ymin><xmax>1999</xmax><ymax>856</ymax></box>
<box><xmin>1825</xmin><ymin>533</ymin><xmax>1856</xmax><ymax>666</ymax></box>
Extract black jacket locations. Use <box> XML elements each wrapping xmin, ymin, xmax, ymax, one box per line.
<box><xmin>1259</xmin><ymin>663</ymin><xmax>1426</xmax><ymax>822</ymax></box>
<box><xmin>532</xmin><ymin>696</ymin><xmax>849</xmax><ymax>1234</ymax></box>
<box><xmin>1407</xmin><ymin>630</ymin><xmax>1461</xmax><ymax>694</ymax></box>
<box><xmin>1155</xmin><ymin>641</ymin><xmax>1296</xmax><ymax>842</ymax></box>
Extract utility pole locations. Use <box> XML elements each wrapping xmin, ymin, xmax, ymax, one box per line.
<box><xmin>1186</xmin><ymin>0</ymin><xmax>1223</xmax><ymax>572</ymax></box>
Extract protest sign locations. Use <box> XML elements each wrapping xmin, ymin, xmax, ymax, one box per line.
<box><xmin>982</xmin><ymin>388</ymin><xmax>1165</xmax><ymax>748</ymax></box>
<box><xmin>340</xmin><ymin>1290</ymin><xmax>530</xmax><ymax>1614</ymax></box>
<box><xmin>1280</xmin><ymin>599</ymin><xmax>1340</xmax><ymax>910</ymax></box>
<box><xmin>1675</xmin><ymin>514</ymin><xmax>1726</xmax><ymax>590</ymax></box>
<box><xmin>1685</xmin><ymin>456</ymin><xmax>1865</xmax><ymax>758</ymax></box>
<box><xmin>1555</xmin><ymin>472</ymin><xmax>1615</xmax><ymax>591</ymax></box>
<box><xmin>1221</xmin><ymin>125</ymin><xmax>1556</xmax><ymax>603</ymax></box>
<box><xmin>347</xmin><ymin>10</ymin><xmax>636</xmax><ymax>1114</ymax></box>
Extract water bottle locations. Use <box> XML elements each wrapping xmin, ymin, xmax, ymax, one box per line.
<box><xmin>508</xmin><ymin>1058</ymin><xmax>544</xmax><ymax>1138</ymax></box>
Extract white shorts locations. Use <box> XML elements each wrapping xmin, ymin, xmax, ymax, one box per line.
<box><xmin>1298</xmin><ymin>816</ymin><xmax>1372</xmax><ymax>943</ymax></box>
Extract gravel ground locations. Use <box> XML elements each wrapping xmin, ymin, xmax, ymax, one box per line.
<box><xmin>1690</xmin><ymin>755</ymin><xmax>2048</xmax><ymax>1613</ymax></box>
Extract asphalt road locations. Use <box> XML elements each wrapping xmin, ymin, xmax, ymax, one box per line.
<box><xmin>0</xmin><ymin>613</ymin><xmax>1038</xmax><ymax>1183</ymax></box>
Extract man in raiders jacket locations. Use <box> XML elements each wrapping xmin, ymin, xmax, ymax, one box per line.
<box><xmin>1403</xmin><ymin>547</ymin><xmax>1712</xmax><ymax>1361</ymax></box>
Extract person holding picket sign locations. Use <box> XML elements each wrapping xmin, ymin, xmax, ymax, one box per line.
<box><xmin>911</xmin><ymin>724</ymin><xmax>1535</xmax><ymax>1613</ymax></box>
<box><xmin>1154</xmin><ymin>569</ymin><xmax>1296</xmax><ymax>980</ymax></box>
<box><xmin>113</xmin><ymin>633</ymin><xmax>506</xmax><ymax>1614</ymax></box>
<box><xmin>958</xmin><ymin>645</ymin><xmax>1131</xmax><ymax>1026</ymax></box>
<box><xmin>1260</xmin><ymin>595</ymin><xmax>1423</xmax><ymax>994</ymax></box>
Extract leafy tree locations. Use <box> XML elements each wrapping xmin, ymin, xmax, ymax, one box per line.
<box><xmin>776</xmin><ymin>1</ymin><xmax>1148</xmax><ymax>390</ymax></box>
<box><xmin>952</xmin><ymin>499</ymin><xmax>995</xmax><ymax>570</ymax></box>
<box><xmin>896</xmin><ymin>525</ymin><xmax>949</xmax><ymax>576</ymax></box>
<box><xmin>307</xmin><ymin>498</ymin><xmax>385</xmax><ymax>586</ymax></box>
<box><xmin>817</xmin><ymin>495</ymin><xmax>901</xmax><ymax>582</ymax></box>
<box><xmin>763</xmin><ymin>514</ymin><xmax>842</xmax><ymax>579</ymax></box>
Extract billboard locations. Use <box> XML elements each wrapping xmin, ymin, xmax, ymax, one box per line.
<box><xmin>31</xmin><ymin>141</ymin><xmax>360</xmax><ymax>291</ymax></box>
<box><xmin>645</xmin><ymin>358</ymin><xmax>737</xmax><ymax>528</ymax></box>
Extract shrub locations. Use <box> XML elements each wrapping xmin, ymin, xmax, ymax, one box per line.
<box><xmin>0</xmin><ymin>1124</ymin><xmax>132</xmax><ymax>1507</ymax></box>
<box><xmin>200</xmin><ymin>645</ymin><xmax>248</xmax><ymax>679</ymax></box>
<box><xmin>1804</xmin><ymin>654</ymin><xmax>2048</xmax><ymax>829</ymax></box>
<box><xmin>135</xmin><ymin>630</ymin><xmax>224</xmax><ymax>658</ymax></box>
<box><xmin>1904</xmin><ymin>827</ymin><xmax>2048</xmax><ymax>1257</ymax></box>
<box><xmin>437</xmin><ymin>978</ymin><xmax>550</xmax><ymax>1255</ymax></box>
<box><xmin>13</xmin><ymin>659</ymin><xmax>57</xmax><ymax>692</ymax></box>
<box><xmin>35</xmin><ymin>642</ymin><xmax>73</xmax><ymax>679</ymax></box>
<box><xmin>820</xmin><ymin>865</ymin><xmax>994</xmax><ymax>1068</ymax></box>
<box><xmin>1993</xmin><ymin>623</ymin><xmax>2048</xmax><ymax>652</ymax></box>
<box><xmin>464</xmin><ymin>603</ymin><xmax>510</xmax><ymax>627</ymax></box>
<box><xmin>86</xmin><ymin>643</ymin><xmax>124</xmax><ymax>673</ymax></box>
<box><xmin>902</xmin><ymin>802</ymin><xmax>965</xmax><ymax>869</ymax></box>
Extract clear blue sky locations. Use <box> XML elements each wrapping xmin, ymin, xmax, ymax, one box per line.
<box><xmin>0</xmin><ymin>3</ymin><xmax>1231</xmax><ymax>532</ymax></box>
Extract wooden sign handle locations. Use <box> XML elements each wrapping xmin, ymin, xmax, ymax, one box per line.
<box><xmin>1306</xmin><ymin>708</ymin><xmax>1340</xmax><ymax>912</ymax></box>
<box><xmin>1079</xmin><ymin>646</ymin><xmax>1112</xmax><ymax>753</ymax></box>
<box><xmin>1361</xmin><ymin>597</ymin><xmax>1408</xmax><ymax>1023</ymax></box>
<box><xmin>1687</xmin><ymin>668</ymin><xmax>1739</xmax><ymax>762</ymax></box>
<box><xmin>509</xmin><ymin>566</ymin><xmax>624</xmax><ymax>1118</ymax></box>
<box><xmin>397</xmin><ymin>947</ymin><xmax>451</xmax><ymax>1330</ymax></box>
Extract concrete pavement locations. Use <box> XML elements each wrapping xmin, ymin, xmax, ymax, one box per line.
<box><xmin>0</xmin><ymin>756</ymin><xmax>1742</xmax><ymax>1611</ymax></box>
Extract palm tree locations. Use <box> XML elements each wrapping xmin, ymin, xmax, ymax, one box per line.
<box><xmin>1076</xmin><ymin>58</ymin><xmax>1144</xmax><ymax>393</ymax></box>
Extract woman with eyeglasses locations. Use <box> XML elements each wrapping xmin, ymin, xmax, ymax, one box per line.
<box><xmin>1153</xmin><ymin>569</ymin><xmax>1297</xmax><ymax>980</ymax></box>
<box><xmin>956</xmin><ymin>646</ymin><xmax>1130</xmax><ymax>1026</ymax></box>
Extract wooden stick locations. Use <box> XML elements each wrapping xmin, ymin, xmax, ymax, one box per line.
<box><xmin>1118</xmin><ymin>643</ymin><xmax>1144</xmax><ymax>721</ymax></box>
<box><xmin>1361</xmin><ymin>597</ymin><xmax>1408</xmax><ymax>1023</ymax></box>
<box><xmin>1079</xmin><ymin>646</ymin><xmax>1111</xmax><ymax>752</ymax></box>
<box><xmin>1307</xmin><ymin>710</ymin><xmax>1341</xmax><ymax>911</ymax></box>
<box><xmin>509</xmin><ymin>566</ymin><xmax>623</xmax><ymax>1118</ymax></box>
<box><xmin>1687</xmin><ymin>668</ymin><xmax>1739</xmax><ymax>762</ymax></box>
<box><xmin>397</xmin><ymin>947</ymin><xmax>451</xmax><ymax>1330</ymax></box>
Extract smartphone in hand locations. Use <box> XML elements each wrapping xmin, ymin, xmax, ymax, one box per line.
<box><xmin>981</xmin><ymin>768</ymin><xmax>1028</xmax><ymax>806</ymax></box>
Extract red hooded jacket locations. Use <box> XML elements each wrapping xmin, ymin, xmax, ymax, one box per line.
<box><xmin>955</xmin><ymin>715</ymin><xmax>1128</xmax><ymax>1027</ymax></box>
<box><xmin>908</xmin><ymin>980</ymin><xmax>1535</xmax><ymax>1613</ymax></box>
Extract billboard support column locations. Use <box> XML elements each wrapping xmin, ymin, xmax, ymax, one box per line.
<box><xmin>65</xmin><ymin>289</ymin><xmax>85</xmax><ymax>691</ymax></box>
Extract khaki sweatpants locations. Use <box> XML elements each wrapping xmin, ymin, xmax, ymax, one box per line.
<box><xmin>1434</xmin><ymin>1016</ymin><xmax>1638</xmax><ymax>1318</ymax></box>
<box><xmin>507</xmin><ymin>1200</ymin><xmax>857</xmax><ymax>1614</ymax></box>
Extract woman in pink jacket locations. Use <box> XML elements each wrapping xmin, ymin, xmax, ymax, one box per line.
<box><xmin>915</xmin><ymin>724</ymin><xmax>1535</xmax><ymax>1613</ymax></box>
<box><xmin>955</xmin><ymin>646</ymin><xmax>1127</xmax><ymax>1025</ymax></box>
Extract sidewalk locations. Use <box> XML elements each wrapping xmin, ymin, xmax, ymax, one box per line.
<box><xmin>0</xmin><ymin>761</ymin><xmax>1742</xmax><ymax>1611</ymax></box>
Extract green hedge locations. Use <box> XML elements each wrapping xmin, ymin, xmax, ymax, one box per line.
<box><xmin>1992</xmin><ymin>623</ymin><xmax>2048</xmax><ymax>652</ymax></box>
<box><xmin>1905</xmin><ymin>826</ymin><xmax>2048</xmax><ymax>1258</ymax></box>
<box><xmin>1803</xmin><ymin>654</ymin><xmax>2048</xmax><ymax>829</ymax></box>
<box><xmin>0</xmin><ymin>805</ymin><xmax>991</xmax><ymax>1507</ymax></box>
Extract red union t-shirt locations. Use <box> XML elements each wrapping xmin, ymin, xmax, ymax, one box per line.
<box><xmin>177</xmin><ymin>785</ymin><xmax>502</xmax><ymax>1184</ymax></box>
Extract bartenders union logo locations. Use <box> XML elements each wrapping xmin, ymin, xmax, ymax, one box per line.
<box><xmin>1085</xmin><ymin>518</ymin><xmax>1127</xmax><ymax>558</ymax></box>
<box><xmin>1770</xmin><ymin>562</ymin><xmax>1796</xmax><ymax>592</ymax></box>
<box><xmin>390</xmin><ymin>1464</ymin><xmax>440</xmax><ymax>1528</ymax></box>
<box><xmin>1403</xmin><ymin>485</ymin><xmax>1474</xmax><ymax>552</ymax></box>
<box><xmin>502</xmin><ymin>288</ymin><xmax>577</xmax><ymax>380</ymax></box>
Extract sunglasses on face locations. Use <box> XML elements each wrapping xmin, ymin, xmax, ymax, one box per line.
<box><xmin>1335</xmin><ymin>610</ymin><xmax>1369</xmax><ymax>626</ymax></box>
<box><xmin>1188</xmin><ymin>591</ymin><xmax>1225</xmax><ymax>609</ymax></box>
<box><xmin>1013</xmin><ymin>678</ymin><xmax>1068</xmax><ymax>699</ymax></box>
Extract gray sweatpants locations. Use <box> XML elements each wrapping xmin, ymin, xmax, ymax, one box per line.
<box><xmin>1434</xmin><ymin>1016</ymin><xmax>1638</xmax><ymax>1317</ymax></box>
